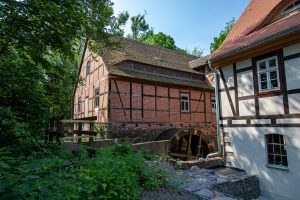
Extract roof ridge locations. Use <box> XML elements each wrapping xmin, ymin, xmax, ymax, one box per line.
<box><xmin>121</xmin><ymin>37</ymin><xmax>198</xmax><ymax>58</ymax></box>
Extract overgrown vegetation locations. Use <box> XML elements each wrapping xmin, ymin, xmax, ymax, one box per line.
<box><xmin>0</xmin><ymin>142</ymin><xmax>167</xmax><ymax>199</ymax></box>
<box><xmin>0</xmin><ymin>0</ymin><xmax>129</xmax><ymax>146</ymax></box>
<box><xmin>210</xmin><ymin>18</ymin><xmax>235</xmax><ymax>53</ymax></box>
<box><xmin>127</xmin><ymin>12</ymin><xmax>203</xmax><ymax>57</ymax></box>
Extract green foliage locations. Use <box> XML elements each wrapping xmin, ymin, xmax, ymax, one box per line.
<box><xmin>129</xmin><ymin>12</ymin><xmax>150</xmax><ymax>40</ymax></box>
<box><xmin>210</xmin><ymin>18</ymin><xmax>235</xmax><ymax>53</ymax></box>
<box><xmin>0</xmin><ymin>0</ymin><xmax>128</xmax><ymax>146</ymax></box>
<box><xmin>145</xmin><ymin>32</ymin><xmax>177</xmax><ymax>50</ymax></box>
<box><xmin>0</xmin><ymin>143</ymin><xmax>167</xmax><ymax>199</ymax></box>
<box><xmin>188</xmin><ymin>46</ymin><xmax>204</xmax><ymax>57</ymax></box>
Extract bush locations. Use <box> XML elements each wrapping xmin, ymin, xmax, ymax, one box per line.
<box><xmin>0</xmin><ymin>142</ymin><xmax>166</xmax><ymax>199</ymax></box>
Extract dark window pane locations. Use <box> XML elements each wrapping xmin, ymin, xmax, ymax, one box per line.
<box><xmin>271</xmin><ymin>80</ymin><xmax>278</xmax><ymax>88</ymax></box>
<box><xmin>274</xmin><ymin>155</ymin><xmax>282</xmax><ymax>165</ymax></box>
<box><xmin>282</xmin><ymin>156</ymin><xmax>288</xmax><ymax>166</ymax></box>
<box><xmin>181</xmin><ymin>102</ymin><xmax>184</xmax><ymax>110</ymax></box>
<box><xmin>273</xmin><ymin>134</ymin><xmax>280</xmax><ymax>144</ymax></box>
<box><xmin>259</xmin><ymin>62</ymin><xmax>266</xmax><ymax>71</ymax></box>
<box><xmin>185</xmin><ymin>102</ymin><xmax>189</xmax><ymax>111</ymax></box>
<box><xmin>281</xmin><ymin>145</ymin><xmax>287</xmax><ymax>155</ymax></box>
<box><xmin>269</xmin><ymin>59</ymin><xmax>276</xmax><ymax>68</ymax></box>
<box><xmin>270</xmin><ymin>71</ymin><xmax>278</xmax><ymax>79</ymax></box>
<box><xmin>86</xmin><ymin>61</ymin><xmax>91</xmax><ymax>76</ymax></box>
<box><xmin>261</xmin><ymin>81</ymin><xmax>268</xmax><ymax>89</ymax></box>
<box><xmin>280</xmin><ymin>135</ymin><xmax>284</xmax><ymax>144</ymax></box>
<box><xmin>267</xmin><ymin>144</ymin><xmax>274</xmax><ymax>154</ymax></box>
<box><xmin>266</xmin><ymin>135</ymin><xmax>273</xmax><ymax>143</ymax></box>
<box><xmin>274</xmin><ymin>145</ymin><xmax>281</xmax><ymax>154</ymax></box>
<box><xmin>260</xmin><ymin>73</ymin><xmax>267</xmax><ymax>81</ymax></box>
<box><xmin>268</xmin><ymin>154</ymin><xmax>274</xmax><ymax>164</ymax></box>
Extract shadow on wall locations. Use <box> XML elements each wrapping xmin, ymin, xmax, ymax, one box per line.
<box><xmin>228</xmin><ymin>126</ymin><xmax>300</xmax><ymax>199</ymax></box>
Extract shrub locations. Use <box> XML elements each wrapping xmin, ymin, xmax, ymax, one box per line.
<box><xmin>0</xmin><ymin>142</ymin><xmax>166</xmax><ymax>199</ymax></box>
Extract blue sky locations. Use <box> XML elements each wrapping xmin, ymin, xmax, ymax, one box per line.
<box><xmin>112</xmin><ymin>0</ymin><xmax>250</xmax><ymax>55</ymax></box>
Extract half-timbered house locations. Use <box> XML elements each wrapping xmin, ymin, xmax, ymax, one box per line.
<box><xmin>209</xmin><ymin>0</ymin><xmax>300</xmax><ymax>199</ymax></box>
<box><xmin>73</xmin><ymin>38</ymin><xmax>216</xmax><ymax>159</ymax></box>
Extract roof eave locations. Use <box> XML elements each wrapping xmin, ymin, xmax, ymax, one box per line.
<box><xmin>210</xmin><ymin>24</ymin><xmax>300</xmax><ymax>63</ymax></box>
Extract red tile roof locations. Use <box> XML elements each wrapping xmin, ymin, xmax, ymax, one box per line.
<box><xmin>210</xmin><ymin>0</ymin><xmax>300</xmax><ymax>61</ymax></box>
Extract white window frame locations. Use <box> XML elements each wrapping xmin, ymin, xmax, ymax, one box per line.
<box><xmin>211</xmin><ymin>96</ymin><xmax>216</xmax><ymax>113</ymax></box>
<box><xmin>84</xmin><ymin>96</ymin><xmax>89</xmax><ymax>117</ymax></box>
<box><xmin>180</xmin><ymin>93</ymin><xmax>190</xmax><ymax>112</ymax></box>
<box><xmin>265</xmin><ymin>134</ymin><xmax>288</xmax><ymax>168</ymax></box>
<box><xmin>78</xmin><ymin>97</ymin><xmax>81</xmax><ymax>113</ymax></box>
<box><xmin>86</xmin><ymin>60</ymin><xmax>91</xmax><ymax>76</ymax></box>
<box><xmin>281</xmin><ymin>0</ymin><xmax>300</xmax><ymax>15</ymax></box>
<box><xmin>94</xmin><ymin>89</ymin><xmax>100</xmax><ymax>109</ymax></box>
<box><xmin>257</xmin><ymin>56</ymin><xmax>280</xmax><ymax>92</ymax></box>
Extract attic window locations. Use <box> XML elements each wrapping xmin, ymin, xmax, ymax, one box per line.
<box><xmin>154</xmin><ymin>57</ymin><xmax>163</xmax><ymax>61</ymax></box>
<box><xmin>281</xmin><ymin>0</ymin><xmax>300</xmax><ymax>15</ymax></box>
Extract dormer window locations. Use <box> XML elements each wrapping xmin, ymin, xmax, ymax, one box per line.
<box><xmin>281</xmin><ymin>0</ymin><xmax>300</xmax><ymax>15</ymax></box>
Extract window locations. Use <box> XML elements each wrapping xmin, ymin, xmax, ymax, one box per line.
<box><xmin>86</xmin><ymin>60</ymin><xmax>91</xmax><ymax>76</ymax></box>
<box><xmin>265</xmin><ymin>134</ymin><xmax>288</xmax><ymax>167</ymax></box>
<box><xmin>94</xmin><ymin>89</ymin><xmax>100</xmax><ymax>108</ymax></box>
<box><xmin>211</xmin><ymin>96</ymin><xmax>216</xmax><ymax>113</ymax></box>
<box><xmin>78</xmin><ymin>97</ymin><xmax>81</xmax><ymax>113</ymax></box>
<box><xmin>84</xmin><ymin>97</ymin><xmax>89</xmax><ymax>117</ymax></box>
<box><xmin>257</xmin><ymin>56</ymin><xmax>280</xmax><ymax>92</ymax></box>
<box><xmin>180</xmin><ymin>93</ymin><xmax>190</xmax><ymax>112</ymax></box>
<box><xmin>281</xmin><ymin>0</ymin><xmax>300</xmax><ymax>15</ymax></box>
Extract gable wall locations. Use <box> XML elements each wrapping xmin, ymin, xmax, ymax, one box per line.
<box><xmin>218</xmin><ymin>42</ymin><xmax>300</xmax><ymax>200</ymax></box>
<box><xmin>73</xmin><ymin>48</ymin><xmax>109</xmax><ymax>122</ymax></box>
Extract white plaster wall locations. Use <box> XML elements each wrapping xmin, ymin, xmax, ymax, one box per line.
<box><xmin>283</xmin><ymin>43</ymin><xmax>300</xmax><ymax>56</ymax></box>
<box><xmin>220</xmin><ymin>64</ymin><xmax>234</xmax><ymax>89</ymax></box>
<box><xmin>259</xmin><ymin>96</ymin><xmax>284</xmax><ymax>115</ymax></box>
<box><xmin>220</xmin><ymin>90</ymin><xmax>235</xmax><ymax>117</ymax></box>
<box><xmin>284</xmin><ymin>57</ymin><xmax>300</xmax><ymax>90</ymax></box>
<box><xmin>223</xmin><ymin>127</ymin><xmax>300</xmax><ymax>200</ymax></box>
<box><xmin>237</xmin><ymin>71</ymin><xmax>254</xmax><ymax>97</ymax></box>
<box><xmin>236</xmin><ymin>58</ymin><xmax>252</xmax><ymax>70</ymax></box>
<box><xmin>288</xmin><ymin>93</ymin><xmax>300</xmax><ymax>114</ymax></box>
<box><xmin>239</xmin><ymin>99</ymin><xmax>255</xmax><ymax>116</ymax></box>
<box><xmin>251</xmin><ymin>119</ymin><xmax>271</xmax><ymax>124</ymax></box>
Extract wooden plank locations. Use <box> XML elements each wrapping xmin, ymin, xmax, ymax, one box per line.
<box><xmin>108</xmin><ymin>79</ymin><xmax>111</xmax><ymax>122</ymax></box>
<box><xmin>78</xmin><ymin>122</ymin><xmax>82</xmax><ymax>143</ymax></box>
<box><xmin>142</xmin><ymin>84</ymin><xmax>144</xmax><ymax>118</ymax></box>
<box><xmin>130</xmin><ymin>82</ymin><xmax>132</xmax><ymax>121</ymax></box>
<box><xmin>187</xmin><ymin>128</ymin><xmax>192</xmax><ymax>160</ymax></box>
<box><xmin>168</xmin><ymin>87</ymin><xmax>171</xmax><ymax>123</ymax></box>
<box><xmin>278</xmin><ymin>50</ymin><xmax>289</xmax><ymax>114</ymax></box>
<box><xmin>114</xmin><ymin>80</ymin><xmax>127</xmax><ymax>117</ymax></box>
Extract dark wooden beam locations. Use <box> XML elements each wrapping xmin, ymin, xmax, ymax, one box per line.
<box><xmin>219</xmin><ymin>67</ymin><xmax>237</xmax><ymax>116</ymax></box>
<box><xmin>193</xmin><ymin>92</ymin><xmax>203</xmax><ymax>121</ymax></box>
<box><xmin>114</xmin><ymin>80</ymin><xmax>127</xmax><ymax>118</ymax></box>
<box><xmin>233</xmin><ymin>63</ymin><xmax>239</xmax><ymax>116</ymax></box>
<box><xmin>130</xmin><ymin>82</ymin><xmax>132</xmax><ymax>121</ymax></box>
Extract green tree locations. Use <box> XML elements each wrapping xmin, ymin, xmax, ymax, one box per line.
<box><xmin>129</xmin><ymin>13</ymin><xmax>151</xmax><ymax>39</ymax></box>
<box><xmin>145</xmin><ymin>32</ymin><xmax>177</xmax><ymax>50</ymax></box>
<box><xmin>188</xmin><ymin>46</ymin><xmax>203</xmax><ymax>57</ymax></box>
<box><xmin>0</xmin><ymin>0</ymin><xmax>127</xmax><ymax>146</ymax></box>
<box><xmin>210</xmin><ymin>18</ymin><xmax>235</xmax><ymax>53</ymax></box>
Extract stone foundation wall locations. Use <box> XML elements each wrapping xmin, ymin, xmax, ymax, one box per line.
<box><xmin>110</xmin><ymin>127</ymin><xmax>167</xmax><ymax>143</ymax></box>
<box><xmin>212</xmin><ymin>175</ymin><xmax>261</xmax><ymax>200</ymax></box>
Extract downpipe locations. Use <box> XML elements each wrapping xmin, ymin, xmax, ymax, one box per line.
<box><xmin>205</xmin><ymin>60</ymin><xmax>221</xmax><ymax>161</ymax></box>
